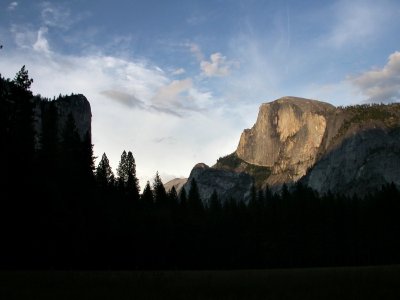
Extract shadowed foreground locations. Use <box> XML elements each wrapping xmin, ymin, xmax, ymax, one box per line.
<box><xmin>1</xmin><ymin>265</ymin><xmax>400</xmax><ymax>299</ymax></box>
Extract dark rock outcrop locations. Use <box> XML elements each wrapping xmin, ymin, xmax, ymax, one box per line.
<box><xmin>182</xmin><ymin>163</ymin><xmax>254</xmax><ymax>205</ymax></box>
<box><xmin>34</xmin><ymin>94</ymin><xmax>92</xmax><ymax>146</ymax></box>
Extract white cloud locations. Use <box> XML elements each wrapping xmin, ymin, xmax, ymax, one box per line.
<box><xmin>349</xmin><ymin>51</ymin><xmax>400</xmax><ymax>102</ymax></box>
<box><xmin>172</xmin><ymin>68</ymin><xmax>185</xmax><ymax>75</ymax></box>
<box><xmin>152</xmin><ymin>78</ymin><xmax>192</xmax><ymax>104</ymax></box>
<box><xmin>33</xmin><ymin>27</ymin><xmax>50</xmax><ymax>54</ymax></box>
<box><xmin>200</xmin><ymin>52</ymin><xmax>233</xmax><ymax>77</ymax></box>
<box><xmin>7</xmin><ymin>1</ymin><xmax>18</xmax><ymax>11</ymax></box>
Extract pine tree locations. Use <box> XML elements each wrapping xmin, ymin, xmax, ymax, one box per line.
<box><xmin>117</xmin><ymin>150</ymin><xmax>127</xmax><ymax>187</ymax></box>
<box><xmin>96</xmin><ymin>153</ymin><xmax>114</xmax><ymax>189</ymax></box>
<box><xmin>141</xmin><ymin>181</ymin><xmax>154</xmax><ymax>205</ymax></box>
<box><xmin>153</xmin><ymin>171</ymin><xmax>167</xmax><ymax>206</ymax></box>
<box><xmin>116</xmin><ymin>150</ymin><xmax>140</xmax><ymax>200</ymax></box>
<box><xmin>179</xmin><ymin>188</ymin><xmax>187</xmax><ymax>209</ymax></box>
<box><xmin>82</xmin><ymin>131</ymin><xmax>95</xmax><ymax>184</ymax></box>
<box><xmin>188</xmin><ymin>178</ymin><xmax>203</xmax><ymax>214</ymax></box>
<box><xmin>168</xmin><ymin>186</ymin><xmax>178</xmax><ymax>205</ymax></box>
<box><xmin>13</xmin><ymin>65</ymin><xmax>33</xmax><ymax>91</ymax></box>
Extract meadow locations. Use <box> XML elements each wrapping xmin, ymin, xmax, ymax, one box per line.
<box><xmin>1</xmin><ymin>265</ymin><xmax>400</xmax><ymax>299</ymax></box>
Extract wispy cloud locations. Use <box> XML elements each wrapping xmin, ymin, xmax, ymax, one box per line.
<box><xmin>7</xmin><ymin>1</ymin><xmax>18</xmax><ymax>11</ymax></box>
<box><xmin>325</xmin><ymin>0</ymin><xmax>394</xmax><ymax>48</ymax></box>
<box><xmin>152</xmin><ymin>78</ymin><xmax>192</xmax><ymax>104</ymax></box>
<box><xmin>349</xmin><ymin>51</ymin><xmax>400</xmax><ymax>102</ymax></box>
<box><xmin>33</xmin><ymin>27</ymin><xmax>50</xmax><ymax>54</ymax></box>
<box><xmin>100</xmin><ymin>90</ymin><xmax>145</xmax><ymax>108</ymax></box>
<box><xmin>172</xmin><ymin>68</ymin><xmax>185</xmax><ymax>75</ymax></box>
<box><xmin>200</xmin><ymin>52</ymin><xmax>235</xmax><ymax>77</ymax></box>
<box><xmin>10</xmin><ymin>24</ymin><xmax>36</xmax><ymax>49</ymax></box>
<box><xmin>40</xmin><ymin>1</ymin><xmax>89</xmax><ymax>30</ymax></box>
<box><xmin>188</xmin><ymin>43</ymin><xmax>204</xmax><ymax>61</ymax></box>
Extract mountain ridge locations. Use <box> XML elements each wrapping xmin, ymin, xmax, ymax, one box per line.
<box><xmin>181</xmin><ymin>96</ymin><xmax>400</xmax><ymax>202</ymax></box>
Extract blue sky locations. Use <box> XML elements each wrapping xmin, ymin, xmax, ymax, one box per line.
<box><xmin>1</xmin><ymin>0</ymin><xmax>400</xmax><ymax>187</ymax></box>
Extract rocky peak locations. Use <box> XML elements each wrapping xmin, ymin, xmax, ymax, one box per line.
<box><xmin>236</xmin><ymin>97</ymin><xmax>335</xmax><ymax>186</ymax></box>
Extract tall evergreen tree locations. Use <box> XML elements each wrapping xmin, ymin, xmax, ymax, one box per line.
<box><xmin>188</xmin><ymin>178</ymin><xmax>203</xmax><ymax>214</ymax></box>
<box><xmin>126</xmin><ymin>151</ymin><xmax>140</xmax><ymax>201</ymax></box>
<box><xmin>116</xmin><ymin>150</ymin><xmax>127</xmax><ymax>192</ymax></box>
<box><xmin>179</xmin><ymin>188</ymin><xmax>187</xmax><ymax>210</ymax></box>
<box><xmin>153</xmin><ymin>171</ymin><xmax>167</xmax><ymax>206</ymax></box>
<box><xmin>95</xmin><ymin>153</ymin><xmax>114</xmax><ymax>189</ymax></box>
<box><xmin>79</xmin><ymin>131</ymin><xmax>95</xmax><ymax>187</ymax></box>
<box><xmin>168</xmin><ymin>186</ymin><xmax>178</xmax><ymax>205</ymax></box>
<box><xmin>116</xmin><ymin>150</ymin><xmax>140</xmax><ymax>200</ymax></box>
<box><xmin>141</xmin><ymin>181</ymin><xmax>154</xmax><ymax>205</ymax></box>
<box><xmin>13</xmin><ymin>65</ymin><xmax>33</xmax><ymax>91</ymax></box>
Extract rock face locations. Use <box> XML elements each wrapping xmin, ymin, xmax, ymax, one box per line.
<box><xmin>164</xmin><ymin>178</ymin><xmax>188</xmax><ymax>194</ymax></box>
<box><xmin>187</xmin><ymin>96</ymin><xmax>400</xmax><ymax>200</ymax></box>
<box><xmin>236</xmin><ymin>97</ymin><xmax>335</xmax><ymax>186</ymax></box>
<box><xmin>183</xmin><ymin>163</ymin><xmax>254</xmax><ymax>205</ymax></box>
<box><xmin>55</xmin><ymin>94</ymin><xmax>92</xmax><ymax>140</ymax></box>
<box><xmin>303</xmin><ymin>124</ymin><xmax>400</xmax><ymax>196</ymax></box>
<box><xmin>34</xmin><ymin>94</ymin><xmax>92</xmax><ymax>145</ymax></box>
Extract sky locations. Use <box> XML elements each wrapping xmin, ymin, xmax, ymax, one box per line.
<box><xmin>1</xmin><ymin>0</ymin><xmax>400</xmax><ymax>189</ymax></box>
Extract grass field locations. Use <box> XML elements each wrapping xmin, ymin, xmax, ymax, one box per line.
<box><xmin>1</xmin><ymin>265</ymin><xmax>400</xmax><ymax>299</ymax></box>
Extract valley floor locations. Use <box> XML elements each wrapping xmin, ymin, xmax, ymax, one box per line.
<box><xmin>1</xmin><ymin>265</ymin><xmax>400</xmax><ymax>299</ymax></box>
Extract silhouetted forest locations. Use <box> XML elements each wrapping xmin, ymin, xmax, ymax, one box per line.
<box><xmin>1</xmin><ymin>68</ymin><xmax>400</xmax><ymax>270</ymax></box>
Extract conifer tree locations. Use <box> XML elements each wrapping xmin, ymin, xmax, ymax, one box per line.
<box><xmin>13</xmin><ymin>65</ymin><xmax>33</xmax><ymax>91</ymax></box>
<box><xmin>168</xmin><ymin>186</ymin><xmax>178</xmax><ymax>205</ymax></box>
<box><xmin>126</xmin><ymin>151</ymin><xmax>140</xmax><ymax>200</ymax></box>
<box><xmin>141</xmin><ymin>181</ymin><xmax>154</xmax><ymax>205</ymax></box>
<box><xmin>153</xmin><ymin>171</ymin><xmax>167</xmax><ymax>206</ymax></box>
<box><xmin>188</xmin><ymin>178</ymin><xmax>203</xmax><ymax>214</ymax></box>
<box><xmin>82</xmin><ymin>131</ymin><xmax>95</xmax><ymax>184</ymax></box>
<box><xmin>96</xmin><ymin>153</ymin><xmax>114</xmax><ymax>189</ymax></box>
<box><xmin>116</xmin><ymin>150</ymin><xmax>140</xmax><ymax>200</ymax></box>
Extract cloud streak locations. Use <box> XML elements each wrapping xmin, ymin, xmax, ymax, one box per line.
<box><xmin>100</xmin><ymin>90</ymin><xmax>145</xmax><ymax>109</ymax></box>
<box><xmin>7</xmin><ymin>1</ymin><xmax>18</xmax><ymax>11</ymax></box>
<box><xmin>349</xmin><ymin>51</ymin><xmax>400</xmax><ymax>102</ymax></box>
<box><xmin>33</xmin><ymin>27</ymin><xmax>50</xmax><ymax>54</ymax></box>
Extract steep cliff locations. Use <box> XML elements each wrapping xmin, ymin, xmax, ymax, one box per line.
<box><xmin>236</xmin><ymin>96</ymin><xmax>336</xmax><ymax>186</ymax></box>
<box><xmin>34</xmin><ymin>94</ymin><xmax>92</xmax><ymax>145</ymax></box>
<box><xmin>187</xmin><ymin>96</ymin><xmax>400</xmax><ymax>201</ymax></box>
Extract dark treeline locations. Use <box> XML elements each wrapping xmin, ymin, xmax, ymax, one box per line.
<box><xmin>1</xmin><ymin>68</ymin><xmax>400</xmax><ymax>270</ymax></box>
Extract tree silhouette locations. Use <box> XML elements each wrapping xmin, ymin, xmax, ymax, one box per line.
<box><xmin>116</xmin><ymin>150</ymin><xmax>140</xmax><ymax>200</ymax></box>
<box><xmin>96</xmin><ymin>153</ymin><xmax>115</xmax><ymax>189</ymax></box>
<box><xmin>188</xmin><ymin>178</ymin><xmax>204</xmax><ymax>215</ymax></box>
<box><xmin>153</xmin><ymin>171</ymin><xmax>167</xmax><ymax>206</ymax></box>
<box><xmin>13</xmin><ymin>65</ymin><xmax>33</xmax><ymax>91</ymax></box>
<box><xmin>141</xmin><ymin>181</ymin><xmax>154</xmax><ymax>206</ymax></box>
